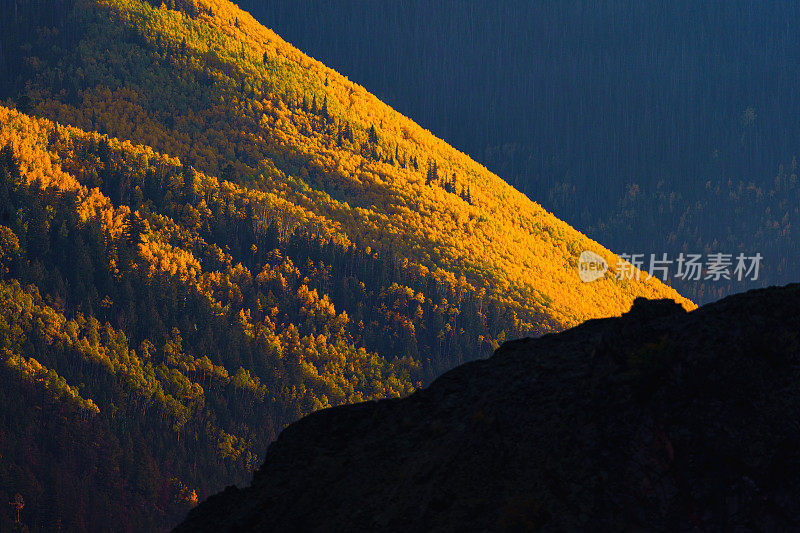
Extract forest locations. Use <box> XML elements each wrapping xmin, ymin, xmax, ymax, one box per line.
<box><xmin>0</xmin><ymin>0</ymin><xmax>692</xmax><ymax>530</ymax></box>
<box><xmin>246</xmin><ymin>0</ymin><xmax>800</xmax><ymax>303</ymax></box>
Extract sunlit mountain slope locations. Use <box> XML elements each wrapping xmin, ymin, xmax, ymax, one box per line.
<box><xmin>0</xmin><ymin>0</ymin><xmax>692</xmax><ymax>530</ymax></box>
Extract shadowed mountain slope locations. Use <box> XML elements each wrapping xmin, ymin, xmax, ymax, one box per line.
<box><xmin>241</xmin><ymin>0</ymin><xmax>800</xmax><ymax>305</ymax></box>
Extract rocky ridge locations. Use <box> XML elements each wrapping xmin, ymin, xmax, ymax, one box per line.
<box><xmin>176</xmin><ymin>285</ymin><xmax>800</xmax><ymax>531</ymax></box>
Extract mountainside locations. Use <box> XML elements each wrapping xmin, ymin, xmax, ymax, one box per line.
<box><xmin>177</xmin><ymin>284</ymin><xmax>800</xmax><ymax>532</ymax></box>
<box><xmin>0</xmin><ymin>0</ymin><xmax>689</xmax><ymax>530</ymax></box>
<box><xmin>0</xmin><ymin>0</ymin><xmax>691</xmax><ymax>326</ymax></box>
<box><xmin>243</xmin><ymin>0</ymin><xmax>800</xmax><ymax>304</ymax></box>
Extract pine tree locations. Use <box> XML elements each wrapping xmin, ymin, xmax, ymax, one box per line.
<box><xmin>444</xmin><ymin>172</ymin><xmax>456</xmax><ymax>195</ymax></box>
<box><xmin>183</xmin><ymin>165</ymin><xmax>197</xmax><ymax>202</ymax></box>
<box><xmin>126</xmin><ymin>211</ymin><xmax>145</xmax><ymax>247</ymax></box>
<box><xmin>426</xmin><ymin>160</ymin><xmax>438</xmax><ymax>185</ymax></box>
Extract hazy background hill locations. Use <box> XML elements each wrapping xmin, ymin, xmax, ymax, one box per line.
<box><xmin>245</xmin><ymin>0</ymin><xmax>800</xmax><ymax>303</ymax></box>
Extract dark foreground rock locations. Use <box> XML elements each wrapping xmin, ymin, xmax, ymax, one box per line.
<box><xmin>175</xmin><ymin>285</ymin><xmax>800</xmax><ymax>531</ymax></box>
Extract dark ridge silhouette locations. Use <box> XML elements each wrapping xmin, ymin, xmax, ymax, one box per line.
<box><xmin>177</xmin><ymin>284</ymin><xmax>800</xmax><ymax>531</ymax></box>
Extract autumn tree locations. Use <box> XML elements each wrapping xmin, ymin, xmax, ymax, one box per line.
<box><xmin>10</xmin><ymin>494</ymin><xmax>23</xmax><ymax>525</ymax></box>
